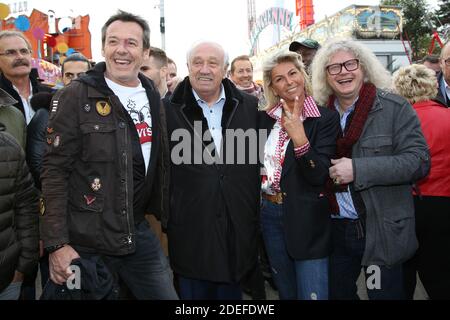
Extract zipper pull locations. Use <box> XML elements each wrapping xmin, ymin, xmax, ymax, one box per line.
<box><xmin>127</xmin><ymin>234</ymin><xmax>133</xmax><ymax>245</ymax></box>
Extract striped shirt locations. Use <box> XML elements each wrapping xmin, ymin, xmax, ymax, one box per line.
<box><xmin>332</xmin><ymin>99</ymin><xmax>359</xmax><ymax>220</ymax></box>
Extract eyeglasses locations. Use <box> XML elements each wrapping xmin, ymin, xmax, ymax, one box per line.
<box><xmin>326</xmin><ymin>59</ymin><xmax>359</xmax><ymax>75</ymax></box>
<box><xmin>0</xmin><ymin>48</ymin><xmax>32</xmax><ymax>57</ymax></box>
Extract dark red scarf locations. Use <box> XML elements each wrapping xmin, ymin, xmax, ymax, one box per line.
<box><xmin>325</xmin><ymin>82</ymin><xmax>377</xmax><ymax>214</ymax></box>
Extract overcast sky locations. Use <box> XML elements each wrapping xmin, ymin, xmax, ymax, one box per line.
<box><xmin>18</xmin><ymin>0</ymin><xmax>440</xmax><ymax>76</ymax></box>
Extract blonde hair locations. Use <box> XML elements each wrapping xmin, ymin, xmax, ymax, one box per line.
<box><xmin>393</xmin><ymin>64</ymin><xmax>438</xmax><ymax>104</ymax></box>
<box><xmin>310</xmin><ymin>38</ymin><xmax>392</xmax><ymax>105</ymax></box>
<box><xmin>261</xmin><ymin>50</ymin><xmax>312</xmax><ymax>111</ymax></box>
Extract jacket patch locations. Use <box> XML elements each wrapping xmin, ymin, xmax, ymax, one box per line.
<box><xmin>96</xmin><ymin>101</ymin><xmax>111</xmax><ymax>116</ymax></box>
<box><xmin>51</xmin><ymin>100</ymin><xmax>58</xmax><ymax>113</ymax></box>
<box><xmin>47</xmin><ymin>127</ymin><xmax>54</xmax><ymax>134</ymax></box>
<box><xmin>40</xmin><ymin>198</ymin><xmax>46</xmax><ymax>215</ymax></box>
<box><xmin>53</xmin><ymin>135</ymin><xmax>61</xmax><ymax>148</ymax></box>
<box><xmin>90</xmin><ymin>178</ymin><xmax>102</xmax><ymax>192</ymax></box>
<box><xmin>83</xmin><ymin>195</ymin><xmax>97</xmax><ymax>206</ymax></box>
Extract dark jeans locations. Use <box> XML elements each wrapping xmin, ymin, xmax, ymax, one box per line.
<box><xmin>96</xmin><ymin>220</ymin><xmax>178</xmax><ymax>300</ymax></box>
<box><xmin>404</xmin><ymin>196</ymin><xmax>450</xmax><ymax>300</ymax></box>
<box><xmin>260</xmin><ymin>199</ymin><xmax>329</xmax><ymax>300</ymax></box>
<box><xmin>178</xmin><ymin>276</ymin><xmax>242</xmax><ymax>300</ymax></box>
<box><xmin>40</xmin><ymin>254</ymin><xmax>50</xmax><ymax>290</ymax></box>
<box><xmin>330</xmin><ymin>218</ymin><xmax>405</xmax><ymax>300</ymax></box>
<box><xmin>20</xmin><ymin>266</ymin><xmax>37</xmax><ymax>300</ymax></box>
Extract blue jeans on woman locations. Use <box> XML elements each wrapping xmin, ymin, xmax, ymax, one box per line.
<box><xmin>260</xmin><ymin>199</ymin><xmax>329</xmax><ymax>300</ymax></box>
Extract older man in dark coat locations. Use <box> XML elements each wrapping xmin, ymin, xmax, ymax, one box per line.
<box><xmin>164</xmin><ymin>41</ymin><xmax>261</xmax><ymax>300</ymax></box>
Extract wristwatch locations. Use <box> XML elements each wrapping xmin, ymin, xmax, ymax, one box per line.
<box><xmin>46</xmin><ymin>243</ymin><xmax>66</xmax><ymax>253</ymax></box>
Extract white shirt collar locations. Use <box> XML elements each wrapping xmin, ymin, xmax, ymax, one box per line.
<box><xmin>192</xmin><ymin>84</ymin><xmax>225</xmax><ymax>105</ymax></box>
<box><xmin>13</xmin><ymin>81</ymin><xmax>34</xmax><ymax>124</ymax></box>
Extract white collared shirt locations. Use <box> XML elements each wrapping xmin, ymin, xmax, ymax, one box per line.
<box><xmin>13</xmin><ymin>82</ymin><xmax>34</xmax><ymax>124</ymax></box>
<box><xmin>192</xmin><ymin>86</ymin><xmax>226</xmax><ymax>155</ymax></box>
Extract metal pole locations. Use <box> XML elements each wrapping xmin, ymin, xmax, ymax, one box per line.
<box><xmin>160</xmin><ymin>0</ymin><xmax>165</xmax><ymax>50</ymax></box>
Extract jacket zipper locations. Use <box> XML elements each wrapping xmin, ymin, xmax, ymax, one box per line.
<box><xmin>123</xmin><ymin>124</ymin><xmax>133</xmax><ymax>246</ymax></box>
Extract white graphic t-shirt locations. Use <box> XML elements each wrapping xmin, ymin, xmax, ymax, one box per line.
<box><xmin>105</xmin><ymin>77</ymin><xmax>152</xmax><ymax>173</ymax></box>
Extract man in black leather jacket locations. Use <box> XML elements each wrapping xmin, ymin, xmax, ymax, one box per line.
<box><xmin>40</xmin><ymin>10</ymin><xmax>176</xmax><ymax>300</ymax></box>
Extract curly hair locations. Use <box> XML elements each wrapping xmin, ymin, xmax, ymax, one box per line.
<box><xmin>261</xmin><ymin>50</ymin><xmax>312</xmax><ymax>111</ymax></box>
<box><xmin>310</xmin><ymin>38</ymin><xmax>392</xmax><ymax>105</ymax></box>
<box><xmin>393</xmin><ymin>64</ymin><xmax>438</xmax><ymax>104</ymax></box>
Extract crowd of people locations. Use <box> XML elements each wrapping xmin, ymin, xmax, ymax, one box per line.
<box><xmin>0</xmin><ymin>9</ymin><xmax>449</xmax><ymax>301</ymax></box>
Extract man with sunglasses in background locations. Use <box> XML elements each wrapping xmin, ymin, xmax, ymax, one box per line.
<box><xmin>0</xmin><ymin>31</ymin><xmax>52</xmax><ymax>125</ymax></box>
<box><xmin>437</xmin><ymin>42</ymin><xmax>450</xmax><ymax>108</ymax></box>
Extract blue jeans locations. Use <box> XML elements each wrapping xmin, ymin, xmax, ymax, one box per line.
<box><xmin>0</xmin><ymin>281</ymin><xmax>22</xmax><ymax>300</ymax></box>
<box><xmin>100</xmin><ymin>220</ymin><xmax>178</xmax><ymax>300</ymax></box>
<box><xmin>260</xmin><ymin>199</ymin><xmax>329</xmax><ymax>300</ymax></box>
<box><xmin>329</xmin><ymin>218</ymin><xmax>405</xmax><ymax>300</ymax></box>
<box><xmin>178</xmin><ymin>276</ymin><xmax>242</xmax><ymax>300</ymax></box>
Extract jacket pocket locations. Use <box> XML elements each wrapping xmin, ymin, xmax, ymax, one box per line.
<box><xmin>68</xmin><ymin>191</ymin><xmax>104</xmax><ymax>248</ymax></box>
<box><xmin>360</xmin><ymin>135</ymin><xmax>393</xmax><ymax>156</ymax></box>
<box><xmin>382</xmin><ymin>210</ymin><xmax>418</xmax><ymax>266</ymax></box>
<box><xmin>80</xmin><ymin>122</ymin><xmax>116</xmax><ymax>162</ymax></box>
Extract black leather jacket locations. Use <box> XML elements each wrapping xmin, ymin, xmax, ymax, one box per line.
<box><xmin>26</xmin><ymin>108</ymin><xmax>49</xmax><ymax>189</ymax></box>
<box><xmin>40</xmin><ymin>62</ymin><xmax>169</xmax><ymax>256</ymax></box>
